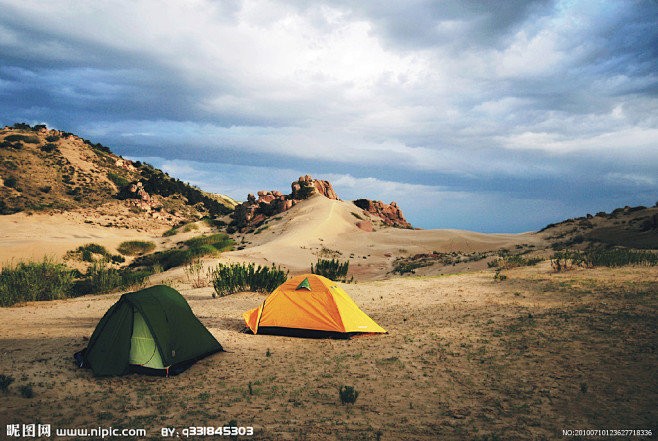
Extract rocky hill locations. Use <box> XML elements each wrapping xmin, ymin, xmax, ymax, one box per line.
<box><xmin>232</xmin><ymin>174</ymin><xmax>412</xmax><ymax>232</ymax></box>
<box><xmin>540</xmin><ymin>203</ymin><xmax>658</xmax><ymax>249</ymax></box>
<box><xmin>0</xmin><ymin>123</ymin><xmax>233</xmax><ymax>225</ymax></box>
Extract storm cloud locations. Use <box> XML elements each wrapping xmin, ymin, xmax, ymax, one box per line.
<box><xmin>1</xmin><ymin>0</ymin><xmax>656</xmax><ymax>232</ymax></box>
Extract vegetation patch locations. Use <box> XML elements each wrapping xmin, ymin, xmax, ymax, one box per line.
<box><xmin>72</xmin><ymin>260</ymin><xmax>152</xmax><ymax>296</ymax></box>
<box><xmin>117</xmin><ymin>240</ymin><xmax>156</xmax><ymax>256</ymax></box>
<box><xmin>488</xmin><ymin>253</ymin><xmax>542</xmax><ymax>270</ymax></box>
<box><xmin>117</xmin><ymin>168</ymin><xmax>232</xmax><ymax>217</ymax></box>
<box><xmin>67</xmin><ymin>243</ymin><xmax>124</xmax><ymax>263</ymax></box>
<box><xmin>311</xmin><ymin>258</ymin><xmax>352</xmax><ymax>282</ymax></box>
<box><xmin>0</xmin><ymin>258</ymin><xmax>76</xmax><ymax>306</ymax></box>
<box><xmin>107</xmin><ymin>172</ymin><xmax>130</xmax><ymax>187</ymax></box>
<box><xmin>211</xmin><ymin>262</ymin><xmax>288</xmax><ymax>297</ymax></box>
<box><xmin>132</xmin><ymin>234</ymin><xmax>234</xmax><ymax>271</ymax></box>
<box><xmin>552</xmin><ymin>248</ymin><xmax>658</xmax><ymax>271</ymax></box>
<box><xmin>3</xmin><ymin>134</ymin><xmax>40</xmax><ymax>144</ymax></box>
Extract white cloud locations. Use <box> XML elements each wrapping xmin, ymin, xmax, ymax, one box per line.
<box><xmin>1</xmin><ymin>0</ymin><xmax>657</xmax><ymax>232</ymax></box>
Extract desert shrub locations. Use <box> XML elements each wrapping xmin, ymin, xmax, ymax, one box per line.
<box><xmin>339</xmin><ymin>385</ymin><xmax>359</xmax><ymax>405</ymax></box>
<box><xmin>488</xmin><ymin>254</ymin><xmax>542</xmax><ymax>270</ymax></box>
<box><xmin>493</xmin><ymin>270</ymin><xmax>507</xmax><ymax>282</ymax></box>
<box><xmin>72</xmin><ymin>260</ymin><xmax>152</xmax><ymax>295</ymax></box>
<box><xmin>551</xmin><ymin>250</ymin><xmax>586</xmax><ymax>271</ymax></box>
<box><xmin>120</xmin><ymin>170</ymin><xmax>232</xmax><ymax>216</ymax></box>
<box><xmin>38</xmin><ymin>186</ymin><xmax>52</xmax><ymax>193</ymax></box>
<box><xmin>0</xmin><ymin>258</ymin><xmax>75</xmax><ymax>306</ymax></box>
<box><xmin>204</xmin><ymin>218</ymin><xmax>227</xmax><ymax>228</ymax></box>
<box><xmin>254</xmin><ymin>225</ymin><xmax>269</xmax><ymax>234</ymax></box>
<box><xmin>4</xmin><ymin>134</ymin><xmax>39</xmax><ymax>144</ymax></box>
<box><xmin>311</xmin><ymin>258</ymin><xmax>350</xmax><ymax>281</ymax></box>
<box><xmin>552</xmin><ymin>248</ymin><xmax>657</xmax><ymax>272</ymax></box>
<box><xmin>132</xmin><ymin>234</ymin><xmax>234</xmax><ymax>270</ymax></box>
<box><xmin>40</xmin><ymin>143</ymin><xmax>58</xmax><ymax>153</ymax></box>
<box><xmin>69</xmin><ymin>243</ymin><xmax>110</xmax><ymax>261</ymax></box>
<box><xmin>0</xmin><ymin>200</ymin><xmax>20</xmax><ymax>215</ymax></box>
<box><xmin>3</xmin><ymin>176</ymin><xmax>17</xmax><ymax>189</ymax></box>
<box><xmin>45</xmin><ymin>135</ymin><xmax>60</xmax><ymax>142</ymax></box>
<box><xmin>0</xmin><ymin>374</ymin><xmax>15</xmax><ymax>393</ymax></box>
<box><xmin>585</xmin><ymin>249</ymin><xmax>657</xmax><ymax>267</ymax></box>
<box><xmin>19</xmin><ymin>384</ymin><xmax>34</xmax><ymax>398</ymax></box>
<box><xmin>211</xmin><ymin>262</ymin><xmax>288</xmax><ymax>297</ymax></box>
<box><xmin>184</xmin><ymin>258</ymin><xmax>209</xmax><ymax>288</ymax></box>
<box><xmin>107</xmin><ymin>172</ymin><xmax>130</xmax><ymax>187</ymax></box>
<box><xmin>162</xmin><ymin>227</ymin><xmax>178</xmax><ymax>237</ymax></box>
<box><xmin>117</xmin><ymin>240</ymin><xmax>156</xmax><ymax>256</ymax></box>
<box><xmin>392</xmin><ymin>259</ymin><xmax>433</xmax><ymax>275</ymax></box>
<box><xmin>0</xmin><ymin>140</ymin><xmax>18</xmax><ymax>149</ymax></box>
<box><xmin>181</xmin><ymin>223</ymin><xmax>199</xmax><ymax>233</ymax></box>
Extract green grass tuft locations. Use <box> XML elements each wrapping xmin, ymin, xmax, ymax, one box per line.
<box><xmin>0</xmin><ymin>258</ymin><xmax>75</xmax><ymax>306</ymax></box>
<box><xmin>211</xmin><ymin>262</ymin><xmax>288</xmax><ymax>297</ymax></box>
<box><xmin>117</xmin><ymin>240</ymin><xmax>156</xmax><ymax>256</ymax></box>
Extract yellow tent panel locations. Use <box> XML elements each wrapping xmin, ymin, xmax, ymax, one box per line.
<box><xmin>243</xmin><ymin>274</ymin><xmax>386</xmax><ymax>337</ymax></box>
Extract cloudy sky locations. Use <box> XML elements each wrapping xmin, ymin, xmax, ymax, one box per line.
<box><xmin>1</xmin><ymin>0</ymin><xmax>656</xmax><ymax>232</ymax></box>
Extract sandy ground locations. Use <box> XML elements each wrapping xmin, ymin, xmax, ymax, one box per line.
<box><xmin>0</xmin><ymin>263</ymin><xmax>656</xmax><ymax>440</ymax></box>
<box><xmin>229</xmin><ymin>196</ymin><xmax>545</xmax><ymax>279</ymax></box>
<box><xmin>0</xmin><ymin>210</ymin><xmax>170</xmax><ymax>265</ymax></box>
<box><xmin>0</xmin><ymin>197</ymin><xmax>656</xmax><ymax>439</ymax></box>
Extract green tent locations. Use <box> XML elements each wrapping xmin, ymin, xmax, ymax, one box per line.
<box><xmin>75</xmin><ymin>285</ymin><xmax>223</xmax><ymax>377</ymax></box>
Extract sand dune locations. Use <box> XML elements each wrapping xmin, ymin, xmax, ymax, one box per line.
<box><xmin>0</xmin><ymin>195</ymin><xmax>545</xmax><ymax>280</ymax></box>
<box><xmin>0</xmin><ymin>211</ymin><xmax>165</xmax><ymax>265</ymax></box>
<box><xmin>229</xmin><ymin>195</ymin><xmax>545</xmax><ymax>278</ymax></box>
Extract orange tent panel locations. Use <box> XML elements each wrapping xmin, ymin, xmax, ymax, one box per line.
<box><xmin>243</xmin><ymin>274</ymin><xmax>386</xmax><ymax>336</ymax></box>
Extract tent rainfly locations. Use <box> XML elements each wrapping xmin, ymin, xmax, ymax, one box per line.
<box><xmin>243</xmin><ymin>274</ymin><xmax>387</xmax><ymax>338</ymax></box>
<box><xmin>75</xmin><ymin>285</ymin><xmax>223</xmax><ymax>377</ymax></box>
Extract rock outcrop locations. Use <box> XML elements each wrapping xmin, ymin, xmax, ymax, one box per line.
<box><xmin>232</xmin><ymin>174</ymin><xmax>413</xmax><ymax>233</ymax></box>
<box><xmin>233</xmin><ymin>175</ymin><xmax>339</xmax><ymax>232</ymax></box>
<box><xmin>353</xmin><ymin>199</ymin><xmax>412</xmax><ymax>228</ymax></box>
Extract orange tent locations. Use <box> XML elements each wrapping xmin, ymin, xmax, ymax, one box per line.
<box><xmin>243</xmin><ymin>274</ymin><xmax>386</xmax><ymax>338</ymax></box>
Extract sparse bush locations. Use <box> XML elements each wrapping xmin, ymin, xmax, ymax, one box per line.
<box><xmin>184</xmin><ymin>258</ymin><xmax>209</xmax><ymax>288</ymax></box>
<box><xmin>488</xmin><ymin>254</ymin><xmax>542</xmax><ymax>270</ymax></box>
<box><xmin>162</xmin><ymin>227</ymin><xmax>178</xmax><ymax>237</ymax></box>
<box><xmin>554</xmin><ymin>249</ymin><xmax>658</xmax><ymax>271</ymax></box>
<box><xmin>254</xmin><ymin>225</ymin><xmax>269</xmax><ymax>234</ymax></box>
<box><xmin>493</xmin><ymin>270</ymin><xmax>507</xmax><ymax>282</ymax></box>
<box><xmin>393</xmin><ymin>258</ymin><xmax>434</xmax><ymax>275</ymax></box>
<box><xmin>107</xmin><ymin>172</ymin><xmax>130</xmax><ymax>187</ymax></box>
<box><xmin>4</xmin><ymin>134</ymin><xmax>39</xmax><ymax>144</ymax></box>
<box><xmin>40</xmin><ymin>143</ymin><xmax>58</xmax><ymax>153</ymax></box>
<box><xmin>0</xmin><ymin>374</ymin><xmax>14</xmax><ymax>393</ymax></box>
<box><xmin>69</xmin><ymin>243</ymin><xmax>111</xmax><ymax>262</ymax></box>
<box><xmin>132</xmin><ymin>234</ymin><xmax>234</xmax><ymax>270</ymax></box>
<box><xmin>0</xmin><ymin>258</ymin><xmax>75</xmax><ymax>306</ymax></box>
<box><xmin>72</xmin><ymin>259</ymin><xmax>152</xmax><ymax>295</ymax></box>
<box><xmin>296</xmin><ymin>179</ymin><xmax>314</xmax><ymax>199</ymax></box>
<box><xmin>4</xmin><ymin>176</ymin><xmax>17</xmax><ymax>189</ymax></box>
<box><xmin>118</xmin><ymin>170</ymin><xmax>232</xmax><ymax>216</ymax></box>
<box><xmin>311</xmin><ymin>258</ymin><xmax>351</xmax><ymax>282</ymax></box>
<box><xmin>339</xmin><ymin>385</ymin><xmax>359</xmax><ymax>405</ymax></box>
<box><xmin>211</xmin><ymin>262</ymin><xmax>288</xmax><ymax>297</ymax></box>
<box><xmin>117</xmin><ymin>240</ymin><xmax>156</xmax><ymax>256</ymax></box>
<box><xmin>45</xmin><ymin>135</ymin><xmax>60</xmax><ymax>142</ymax></box>
<box><xmin>19</xmin><ymin>384</ymin><xmax>33</xmax><ymax>398</ymax></box>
